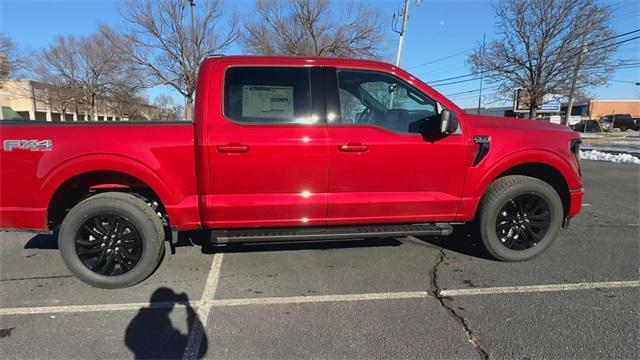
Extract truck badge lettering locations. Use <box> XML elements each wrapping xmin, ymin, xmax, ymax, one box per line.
<box><xmin>3</xmin><ymin>139</ymin><xmax>52</xmax><ymax>152</ymax></box>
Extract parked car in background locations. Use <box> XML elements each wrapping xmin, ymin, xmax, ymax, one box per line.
<box><xmin>599</xmin><ymin>114</ymin><xmax>635</xmax><ymax>131</ymax></box>
<box><xmin>631</xmin><ymin>117</ymin><xmax>640</xmax><ymax>131</ymax></box>
<box><xmin>570</xmin><ymin>119</ymin><xmax>603</xmax><ymax>133</ymax></box>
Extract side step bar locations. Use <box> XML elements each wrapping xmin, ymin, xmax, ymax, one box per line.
<box><xmin>211</xmin><ymin>223</ymin><xmax>453</xmax><ymax>244</ymax></box>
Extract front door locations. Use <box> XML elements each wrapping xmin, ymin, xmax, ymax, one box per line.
<box><xmin>325</xmin><ymin>68</ymin><xmax>469</xmax><ymax>225</ymax></box>
<box><xmin>204</xmin><ymin>66</ymin><xmax>329</xmax><ymax>228</ymax></box>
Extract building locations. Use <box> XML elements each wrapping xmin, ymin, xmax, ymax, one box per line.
<box><xmin>588</xmin><ymin>100</ymin><xmax>640</xmax><ymax>119</ymax></box>
<box><xmin>0</xmin><ymin>79</ymin><xmax>155</xmax><ymax>121</ymax></box>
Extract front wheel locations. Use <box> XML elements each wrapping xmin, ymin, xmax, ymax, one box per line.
<box><xmin>477</xmin><ymin>175</ymin><xmax>563</xmax><ymax>261</ymax></box>
<box><xmin>58</xmin><ymin>192</ymin><xmax>165</xmax><ymax>288</ymax></box>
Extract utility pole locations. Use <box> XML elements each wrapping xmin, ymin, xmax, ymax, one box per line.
<box><xmin>564</xmin><ymin>11</ymin><xmax>592</xmax><ymax>126</ymax></box>
<box><xmin>477</xmin><ymin>33</ymin><xmax>486</xmax><ymax>115</ymax></box>
<box><xmin>392</xmin><ymin>0</ymin><xmax>411</xmax><ymax>67</ymax></box>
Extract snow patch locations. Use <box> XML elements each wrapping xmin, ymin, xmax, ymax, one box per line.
<box><xmin>580</xmin><ymin>150</ymin><xmax>640</xmax><ymax>164</ymax></box>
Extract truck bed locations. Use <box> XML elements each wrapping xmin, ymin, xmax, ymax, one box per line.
<box><xmin>0</xmin><ymin>121</ymin><xmax>200</xmax><ymax>231</ymax></box>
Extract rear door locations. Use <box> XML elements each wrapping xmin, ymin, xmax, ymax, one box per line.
<box><xmin>203</xmin><ymin>65</ymin><xmax>329</xmax><ymax>228</ymax></box>
<box><xmin>324</xmin><ymin>67</ymin><xmax>469</xmax><ymax>225</ymax></box>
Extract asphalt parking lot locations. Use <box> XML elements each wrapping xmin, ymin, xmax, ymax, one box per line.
<box><xmin>1</xmin><ymin>160</ymin><xmax>638</xmax><ymax>359</ymax></box>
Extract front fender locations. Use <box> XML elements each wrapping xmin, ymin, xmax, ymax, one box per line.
<box><xmin>473</xmin><ymin>149</ymin><xmax>580</xmax><ymax>198</ymax></box>
<box><xmin>457</xmin><ymin>149</ymin><xmax>581</xmax><ymax>221</ymax></box>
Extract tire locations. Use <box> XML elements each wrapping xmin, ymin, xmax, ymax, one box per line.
<box><xmin>58</xmin><ymin>192</ymin><xmax>165</xmax><ymax>288</ymax></box>
<box><xmin>477</xmin><ymin>175</ymin><xmax>563</xmax><ymax>261</ymax></box>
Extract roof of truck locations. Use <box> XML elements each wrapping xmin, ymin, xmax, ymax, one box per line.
<box><xmin>203</xmin><ymin>55</ymin><xmax>400</xmax><ymax>71</ymax></box>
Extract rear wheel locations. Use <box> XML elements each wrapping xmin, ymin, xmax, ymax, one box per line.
<box><xmin>477</xmin><ymin>175</ymin><xmax>563</xmax><ymax>261</ymax></box>
<box><xmin>58</xmin><ymin>192</ymin><xmax>165</xmax><ymax>288</ymax></box>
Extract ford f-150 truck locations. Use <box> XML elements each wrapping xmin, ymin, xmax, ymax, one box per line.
<box><xmin>0</xmin><ymin>56</ymin><xmax>583</xmax><ymax>288</ymax></box>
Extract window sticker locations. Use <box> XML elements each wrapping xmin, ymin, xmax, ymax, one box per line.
<box><xmin>242</xmin><ymin>85</ymin><xmax>294</xmax><ymax>119</ymax></box>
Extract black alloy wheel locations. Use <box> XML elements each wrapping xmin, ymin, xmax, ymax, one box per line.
<box><xmin>495</xmin><ymin>194</ymin><xmax>551</xmax><ymax>251</ymax></box>
<box><xmin>477</xmin><ymin>175</ymin><xmax>563</xmax><ymax>262</ymax></box>
<box><xmin>75</xmin><ymin>214</ymin><xmax>144</xmax><ymax>276</ymax></box>
<box><xmin>59</xmin><ymin>192</ymin><xmax>165</xmax><ymax>288</ymax></box>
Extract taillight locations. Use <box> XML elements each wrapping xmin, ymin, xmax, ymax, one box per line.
<box><xmin>570</xmin><ymin>139</ymin><xmax>582</xmax><ymax>176</ymax></box>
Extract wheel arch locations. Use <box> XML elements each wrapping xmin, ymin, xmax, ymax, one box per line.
<box><xmin>468</xmin><ymin>150</ymin><xmax>578</xmax><ymax>219</ymax></box>
<box><xmin>496</xmin><ymin>163</ymin><xmax>570</xmax><ymax>218</ymax></box>
<box><xmin>42</xmin><ymin>154</ymin><xmax>173</xmax><ymax>230</ymax></box>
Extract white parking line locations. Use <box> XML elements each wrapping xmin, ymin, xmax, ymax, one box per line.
<box><xmin>0</xmin><ymin>301</ymin><xmax>199</xmax><ymax>316</ymax></box>
<box><xmin>0</xmin><ymin>280</ymin><xmax>637</xmax><ymax>317</ymax></box>
<box><xmin>440</xmin><ymin>280</ymin><xmax>640</xmax><ymax>297</ymax></box>
<box><xmin>209</xmin><ymin>291</ymin><xmax>430</xmax><ymax>307</ymax></box>
<box><xmin>182</xmin><ymin>253</ymin><xmax>224</xmax><ymax>360</ymax></box>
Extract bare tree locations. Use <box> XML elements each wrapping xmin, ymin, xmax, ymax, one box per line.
<box><xmin>467</xmin><ymin>0</ymin><xmax>619</xmax><ymax>119</ymax></box>
<box><xmin>0</xmin><ymin>32</ymin><xmax>28</xmax><ymax>84</ymax></box>
<box><xmin>107</xmin><ymin>90</ymin><xmax>148</xmax><ymax>120</ymax></box>
<box><xmin>152</xmin><ymin>94</ymin><xmax>182</xmax><ymax>120</ymax></box>
<box><xmin>242</xmin><ymin>0</ymin><xmax>385</xmax><ymax>58</ymax></box>
<box><xmin>108</xmin><ymin>0</ymin><xmax>238</xmax><ymax>121</ymax></box>
<box><xmin>34</xmin><ymin>33</ymin><xmax>141</xmax><ymax>120</ymax></box>
<box><xmin>38</xmin><ymin>85</ymin><xmax>83</xmax><ymax>121</ymax></box>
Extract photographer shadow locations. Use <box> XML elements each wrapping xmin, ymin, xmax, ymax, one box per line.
<box><xmin>125</xmin><ymin>287</ymin><xmax>207</xmax><ymax>359</ymax></box>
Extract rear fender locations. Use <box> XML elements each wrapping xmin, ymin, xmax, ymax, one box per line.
<box><xmin>40</xmin><ymin>154</ymin><xmax>173</xmax><ymax>218</ymax></box>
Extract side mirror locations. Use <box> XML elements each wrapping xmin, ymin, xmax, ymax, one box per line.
<box><xmin>440</xmin><ymin>109</ymin><xmax>459</xmax><ymax>134</ymax></box>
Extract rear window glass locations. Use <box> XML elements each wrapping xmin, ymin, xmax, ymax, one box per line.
<box><xmin>224</xmin><ymin>67</ymin><xmax>314</xmax><ymax>124</ymax></box>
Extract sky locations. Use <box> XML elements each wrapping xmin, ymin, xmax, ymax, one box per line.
<box><xmin>1</xmin><ymin>0</ymin><xmax>638</xmax><ymax>110</ymax></box>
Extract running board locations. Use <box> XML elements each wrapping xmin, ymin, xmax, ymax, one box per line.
<box><xmin>210</xmin><ymin>223</ymin><xmax>453</xmax><ymax>244</ymax></box>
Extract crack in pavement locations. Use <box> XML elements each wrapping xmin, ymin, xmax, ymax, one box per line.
<box><xmin>428</xmin><ymin>248</ymin><xmax>490</xmax><ymax>360</ymax></box>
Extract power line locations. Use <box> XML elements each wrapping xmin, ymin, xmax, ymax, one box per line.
<box><xmin>423</xmin><ymin>29</ymin><xmax>640</xmax><ymax>86</ymax></box>
<box><xmin>427</xmin><ymin>72</ymin><xmax>478</xmax><ymax>84</ymax></box>
<box><xmin>589</xmin><ymin>34</ymin><xmax>640</xmax><ymax>52</ymax></box>
<box><xmin>433</xmin><ymin>63</ymin><xmax>640</xmax><ymax>87</ymax></box>
<box><xmin>439</xmin><ymin>64</ymin><xmax>640</xmax><ymax>96</ymax></box>
<box><xmin>445</xmin><ymin>85</ymin><xmax>501</xmax><ymax>97</ymax></box>
<box><xmin>610</xmin><ymin>79</ymin><xmax>640</xmax><ymax>84</ymax></box>
<box><xmin>405</xmin><ymin>48</ymin><xmax>474</xmax><ymax>70</ymax></box>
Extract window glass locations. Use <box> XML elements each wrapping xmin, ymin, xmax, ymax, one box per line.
<box><xmin>338</xmin><ymin>88</ymin><xmax>366</xmax><ymax>124</ymax></box>
<box><xmin>224</xmin><ymin>67</ymin><xmax>314</xmax><ymax>124</ymax></box>
<box><xmin>336</xmin><ymin>69</ymin><xmax>439</xmax><ymax>134</ymax></box>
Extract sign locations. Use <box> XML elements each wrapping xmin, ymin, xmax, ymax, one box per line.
<box><xmin>514</xmin><ymin>89</ymin><xmax>562</xmax><ymax>113</ymax></box>
<box><xmin>242</xmin><ymin>85</ymin><xmax>294</xmax><ymax>119</ymax></box>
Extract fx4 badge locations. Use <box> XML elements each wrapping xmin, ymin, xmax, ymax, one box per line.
<box><xmin>3</xmin><ymin>139</ymin><xmax>52</xmax><ymax>152</ymax></box>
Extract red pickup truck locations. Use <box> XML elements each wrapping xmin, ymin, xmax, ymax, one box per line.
<box><xmin>0</xmin><ymin>56</ymin><xmax>583</xmax><ymax>288</ymax></box>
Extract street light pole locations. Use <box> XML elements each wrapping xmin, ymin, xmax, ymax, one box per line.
<box><xmin>187</xmin><ymin>0</ymin><xmax>196</xmax><ymax>121</ymax></box>
<box><xmin>189</xmin><ymin>0</ymin><xmax>195</xmax><ymax>44</ymax></box>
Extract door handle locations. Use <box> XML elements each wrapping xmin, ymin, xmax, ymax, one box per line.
<box><xmin>338</xmin><ymin>142</ymin><xmax>369</xmax><ymax>152</ymax></box>
<box><xmin>217</xmin><ymin>143</ymin><xmax>250</xmax><ymax>153</ymax></box>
